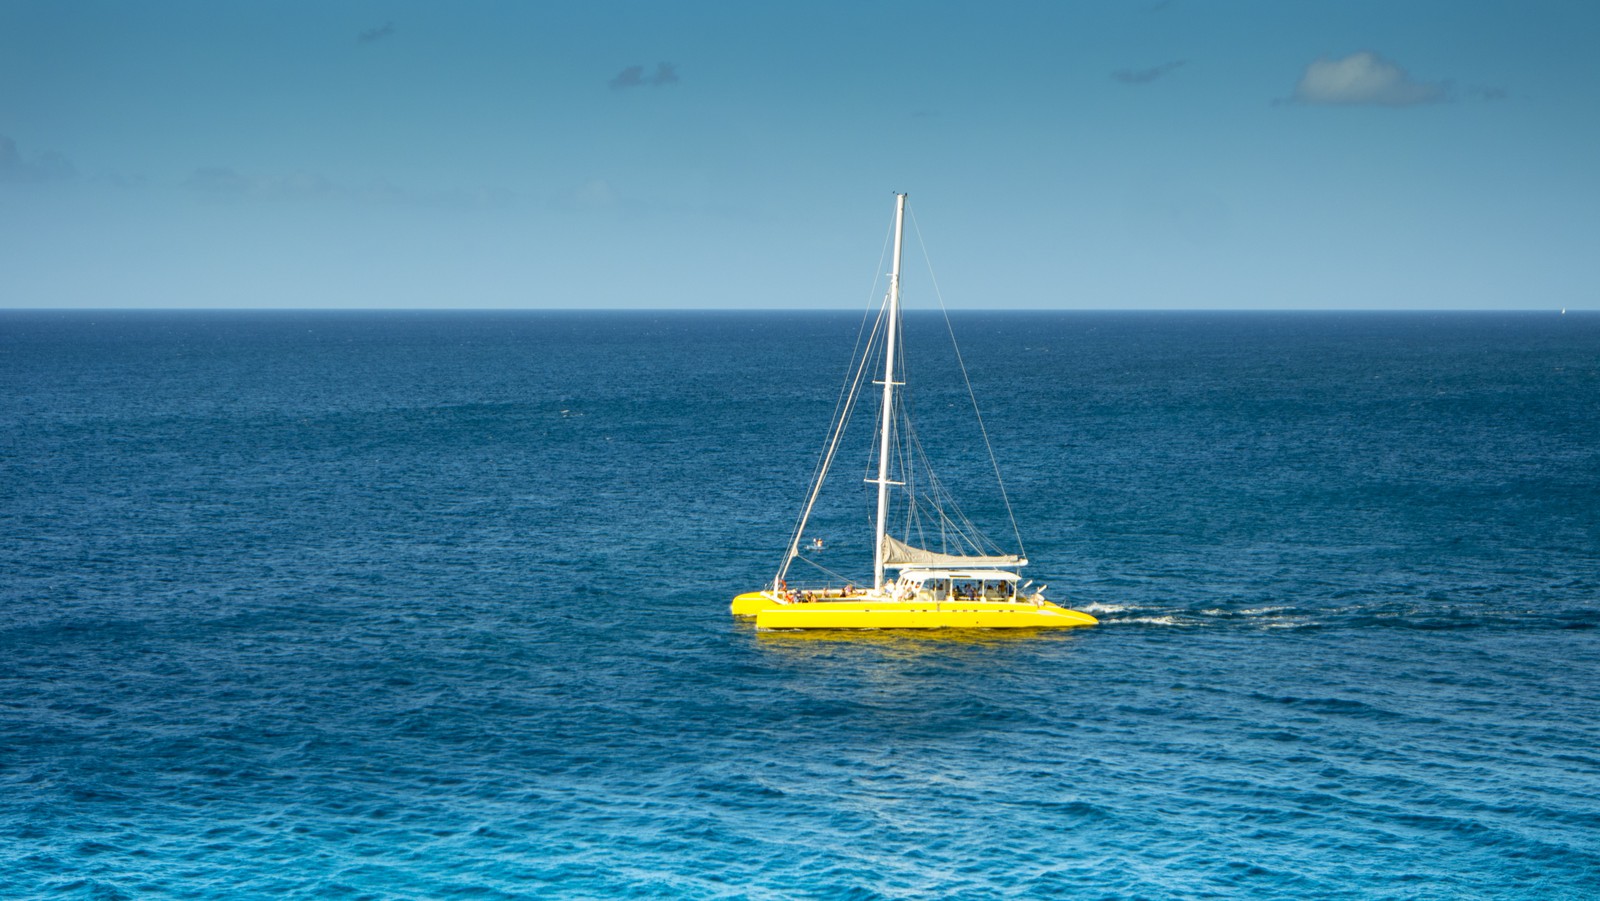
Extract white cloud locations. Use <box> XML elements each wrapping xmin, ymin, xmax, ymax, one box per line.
<box><xmin>1292</xmin><ymin>51</ymin><xmax>1445</xmax><ymax>107</ymax></box>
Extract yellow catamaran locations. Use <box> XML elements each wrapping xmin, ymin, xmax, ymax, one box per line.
<box><xmin>732</xmin><ymin>194</ymin><xmax>1097</xmax><ymax>631</ymax></box>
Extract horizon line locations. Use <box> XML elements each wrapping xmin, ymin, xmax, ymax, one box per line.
<box><xmin>0</xmin><ymin>307</ymin><xmax>1587</xmax><ymax>314</ymax></box>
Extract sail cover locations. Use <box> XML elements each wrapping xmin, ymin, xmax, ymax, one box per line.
<box><xmin>881</xmin><ymin>535</ymin><xmax>1024</xmax><ymax>568</ymax></box>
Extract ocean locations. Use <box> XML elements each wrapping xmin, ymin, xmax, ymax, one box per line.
<box><xmin>2</xmin><ymin>310</ymin><xmax>1597</xmax><ymax>899</ymax></box>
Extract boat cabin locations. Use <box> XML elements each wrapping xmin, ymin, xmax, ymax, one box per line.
<box><xmin>893</xmin><ymin>568</ymin><xmax>1024</xmax><ymax>603</ymax></box>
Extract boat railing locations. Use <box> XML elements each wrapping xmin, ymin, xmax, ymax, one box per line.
<box><xmin>769</xmin><ymin>582</ymin><xmax>867</xmax><ymax>602</ymax></box>
<box><xmin>768</xmin><ymin>582</ymin><xmax>1041</xmax><ymax>605</ymax></box>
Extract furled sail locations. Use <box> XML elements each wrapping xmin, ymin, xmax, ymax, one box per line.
<box><xmin>880</xmin><ymin>535</ymin><xmax>1025</xmax><ymax>568</ymax></box>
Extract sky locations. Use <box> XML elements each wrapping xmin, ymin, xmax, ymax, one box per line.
<box><xmin>1</xmin><ymin>0</ymin><xmax>1596</xmax><ymax>310</ymax></box>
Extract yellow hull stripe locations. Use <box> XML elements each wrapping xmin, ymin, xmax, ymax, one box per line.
<box><xmin>732</xmin><ymin>593</ymin><xmax>1097</xmax><ymax>630</ymax></box>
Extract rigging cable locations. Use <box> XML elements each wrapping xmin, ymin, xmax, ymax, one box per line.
<box><xmin>907</xmin><ymin>204</ymin><xmax>1028</xmax><ymax>560</ymax></box>
<box><xmin>775</xmin><ymin>213</ymin><xmax>897</xmax><ymax>585</ymax></box>
<box><xmin>792</xmin><ymin>554</ymin><xmax>857</xmax><ymax>585</ymax></box>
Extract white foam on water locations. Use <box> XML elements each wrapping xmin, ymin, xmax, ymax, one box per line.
<box><xmin>1081</xmin><ymin>602</ymin><xmax>1134</xmax><ymax>614</ymax></box>
<box><xmin>1117</xmin><ymin>615</ymin><xmax>1186</xmax><ymax>627</ymax></box>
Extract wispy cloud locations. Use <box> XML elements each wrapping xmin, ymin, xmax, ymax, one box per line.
<box><xmin>179</xmin><ymin>165</ymin><xmax>520</xmax><ymax>211</ymax></box>
<box><xmin>573</xmin><ymin>179</ymin><xmax>619</xmax><ymax>209</ymax></box>
<box><xmin>358</xmin><ymin>22</ymin><xmax>395</xmax><ymax>44</ymax></box>
<box><xmin>1290</xmin><ymin>51</ymin><xmax>1445</xmax><ymax>107</ymax></box>
<box><xmin>0</xmin><ymin>134</ymin><xmax>76</xmax><ymax>183</ymax></box>
<box><xmin>183</xmin><ymin>166</ymin><xmax>252</xmax><ymax>195</ymax></box>
<box><xmin>1113</xmin><ymin>60</ymin><xmax>1186</xmax><ymax>85</ymax></box>
<box><xmin>183</xmin><ymin>167</ymin><xmax>334</xmax><ymax>200</ymax></box>
<box><xmin>610</xmin><ymin>62</ymin><xmax>679</xmax><ymax>90</ymax></box>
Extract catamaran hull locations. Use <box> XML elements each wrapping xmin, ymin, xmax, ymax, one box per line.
<box><xmin>734</xmin><ymin>595</ymin><xmax>1098</xmax><ymax>630</ymax></box>
<box><xmin>731</xmin><ymin>591</ymin><xmax>784</xmax><ymax>617</ymax></box>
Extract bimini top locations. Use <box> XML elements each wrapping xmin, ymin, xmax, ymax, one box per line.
<box><xmin>881</xmin><ymin>535</ymin><xmax>1026</xmax><ymax>570</ymax></box>
<box><xmin>896</xmin><ymin>568</ymin><xmax>1024</xmax><ymax>583</ymax></box>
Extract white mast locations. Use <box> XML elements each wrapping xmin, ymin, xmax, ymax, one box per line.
<box><xmin>872</xmin><ymin>193</ymin><xmax>907</xmax><ymax>591</ymax></box>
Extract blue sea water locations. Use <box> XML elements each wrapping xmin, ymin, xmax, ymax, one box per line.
<box><xmin>1</xmin><ymin>310</ymin><xmax>1598</xmax><ymax>899</ymax></box>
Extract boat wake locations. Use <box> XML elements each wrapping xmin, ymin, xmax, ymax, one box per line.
<box><xmin>1053</xmin><ymin>598</ymin><xmax>1598</xmax><ymax>632</ymax></box>
<box><xmin>1112</xmin><ymin>615</ymin><xmax>1187</xmax><ymax>627</ymax></box>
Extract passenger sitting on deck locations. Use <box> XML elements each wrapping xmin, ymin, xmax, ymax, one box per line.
<box><xmin>844</xmin><ymin>583</ymin><xmax>854</xmax><ymax>596</ymax></box>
